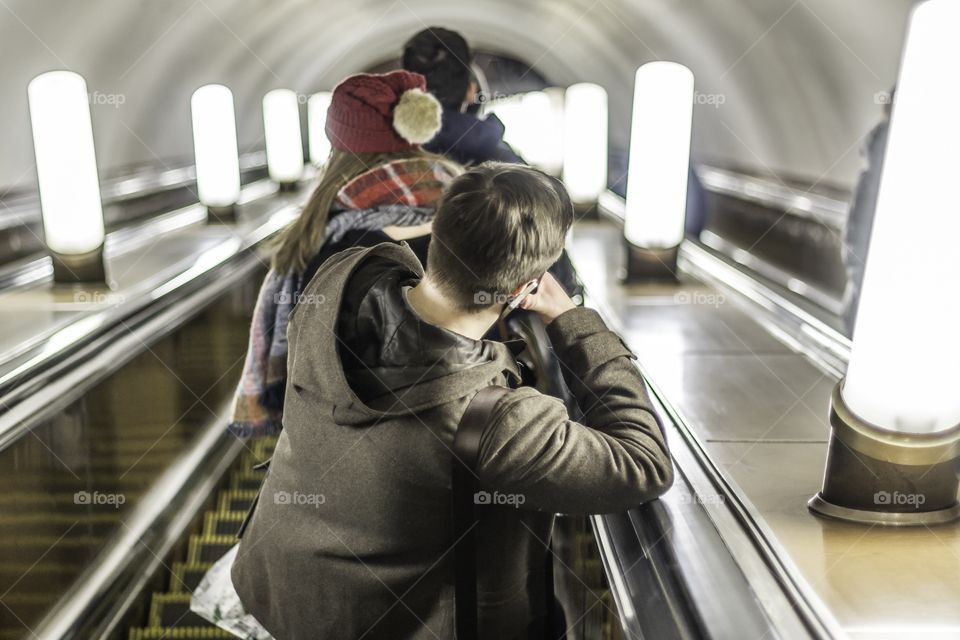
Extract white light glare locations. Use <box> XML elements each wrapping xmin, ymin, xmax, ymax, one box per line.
<box><xmin>844</xmin><ymin>0</ymin><xmax>960</xmax><ymax>433</ymax></box>
<box><xmin>307</xmin><ymin>91</ymin><xmax>332</xmax><ymax>166</ymax></box>
<box><xmin>263</xmin><ymin>89</ymin><xmax>304</xmax><ymax>184</ymax></box>
<box><xmin>27</xmin><ymin>71</ymin><xmax>106</xmax><ymax>255</ymax></box>
<box><xmin>191</xmin><ymin>84</ymin><xmax>241</xmax><ymax>208</ymax></box>
<box><xmin>563</xmin><ymin>83</ymin><xmax>608</xmax><ymax>203</ymax></box>
<box><xmin>624</xmin><ymin>62</ymin><xmax>695</xmax><ymax>249</ymax></box>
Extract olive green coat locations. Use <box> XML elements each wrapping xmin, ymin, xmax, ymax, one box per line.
<box><xmin>232</xmin><ymin>242</ymin><xmax>673</xmax><ymax>639</ymax></box>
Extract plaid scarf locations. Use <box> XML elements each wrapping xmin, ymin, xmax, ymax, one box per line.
<box><xmin>334</xmin><ymin>157</ymin><xmax>455</xmax><ymax>210</ymax></box>
<box><xmin>227</xmin><ymin>159</ymin><xmax>457</xmax><ymax>439</ymax></box>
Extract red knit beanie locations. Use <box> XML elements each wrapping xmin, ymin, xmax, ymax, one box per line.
<box><xmin>325</xmin><ymin>70</ymin><xmax>443</xmax><ymax>154</ymax></box>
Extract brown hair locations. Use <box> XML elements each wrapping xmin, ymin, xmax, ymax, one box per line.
<box><xmin>271</xmin><ymin>148</ymin><xmax>458</xmax><ymax>274</ymax></box>
<box><xmin>427</xmin><ymin>163</ymin><xmax>574</xmax><ymax>312</ymax></box>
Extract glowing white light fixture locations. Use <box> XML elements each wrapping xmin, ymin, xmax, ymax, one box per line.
<box><xmin>490</xmin><ymin>94</ymin><xmax>525</xmax><ymax>158</ymax></box>
<box><xmin>520</xmin><ymin>91</ymin><xmax>562</xmax><ymax>174</ymax></box>
<box><xmin>262</xmin><ymin>89</ymin><xmax>304</xmax><ymax>189</ymax></box>
<box><xmin>307</xmin><ymin>91</ymin><xmax>332</xmax><ymax>166</ymax></box>
<box><xmin>191</xmin><ymin>84</ymin><xmax>241</xmax><ymax>222</ymax></box>
<box><xmin>625</xmin><ymin>63</ymin><xmax>694</xmax><ymax>249</ymax></box>
<box><xmin>541</xmin><ymin>87</ymin><xmax>566</xmax><ymax>176</ymax></box>
<box><xmin>27</xmin><ymin>70</ymin><xmax>107</xmax><ymax>283</ymax></box>
<box><xmin>809</xmin><ymin>0</ymin><xmax>960</xmax><ymax>526</ymax></box>
<box><xmin>622</xmin><ymin>62</ymin><xmax>694</xmax><ymax>281</ymax></box>
<box><xmin>562</xmin><ymin>83</ymin><xmax>607</xmax><ymax>204</ymax></box>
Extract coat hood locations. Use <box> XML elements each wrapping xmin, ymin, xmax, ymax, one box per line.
<box><xmin>287</xmin><ymin>242</ymin><xmax>519</xmax><ymax>425</ymax></box>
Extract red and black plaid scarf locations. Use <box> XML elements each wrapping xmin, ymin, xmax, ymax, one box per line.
<box><xmin>334</xmin><ymin>157</ymin><xmax>457</xmax><ymax>210</ymax></box>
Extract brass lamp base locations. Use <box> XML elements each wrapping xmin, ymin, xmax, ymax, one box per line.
<box><xmin>808</xmin><ymin>382</ymin><xmax>960</xmax><ymax>526</ymax></box>
<box><xmin>622</xmin><ymin>241</ymin><xmax>679</xmax><ymax>283</ymax></box>
<box><xmin>206</xmin><ymin>204</ymin><xmax>237</xmax><ymax>224</ymax></box>
<box><xmin>51</xmin><ymin>246</ymin><xmax>107</xmax><ymax>284</ymax></box>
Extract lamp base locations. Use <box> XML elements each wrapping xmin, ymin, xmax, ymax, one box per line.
<box><xmin>206</xmin><ymin>204</ymin><xmax>237</xmax><ymax>224</ymax></box>
<box><xmin>277</xmin><ymin>181</ymin><xmax>299</xmax><ymax>193</ymax></box>
<box><xmin>808</xmin><ymin>382</ymin><xmax>960</xmax><ymax>526</ymax></box>
<box><xmin>622</xmin><ymin>242</ymin><xmax>679</xmax><ymax>283</ymax></box>
<box><xmin>51</xmin><ymin>246</ymin><xmax>107</xmax><ymax>284</ymax></box>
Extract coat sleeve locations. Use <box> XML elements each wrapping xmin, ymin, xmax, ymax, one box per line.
<box><xmin>474</xmin><ymin>307</ymin><xmax>674</xmax><ymax>515</ymax></box>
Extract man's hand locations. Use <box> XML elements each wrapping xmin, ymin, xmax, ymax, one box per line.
<box><xmin>518</xmin><ymin>272</ymin><xmax>576</xmax><ymax>324</ymax></box>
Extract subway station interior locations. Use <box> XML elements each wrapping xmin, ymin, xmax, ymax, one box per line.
<box><xmin>1</xmin><ymin>0</ymin><xmax>959</xmax><ymax>638</ymax></box>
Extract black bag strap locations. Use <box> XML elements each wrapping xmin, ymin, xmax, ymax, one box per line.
<box><xmin>452</xmin><ymin>385</ymin><xmax>510</xmax><ymax>640</ymax></box>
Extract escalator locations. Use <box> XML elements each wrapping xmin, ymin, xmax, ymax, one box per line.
<box><xmin>127</xmin><ymin>436</ymin><xmax>275</xmax><ymax>639</ymax></box>
<box><xmin>1</xmin><ymin>158</ymin><xmax>857</xmax><ymax>640</ymax></box>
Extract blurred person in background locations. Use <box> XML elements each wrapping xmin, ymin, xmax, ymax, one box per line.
<box><xmin>403</xmin><ymin>26</ymin><xmax>523</xmax><ymax>165</ymax></box>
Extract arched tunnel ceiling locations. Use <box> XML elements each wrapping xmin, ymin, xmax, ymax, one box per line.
<box><xmin>0</xmin><ymin>0</ymin><xmax>916</xmax><ymax>194</ymax></box>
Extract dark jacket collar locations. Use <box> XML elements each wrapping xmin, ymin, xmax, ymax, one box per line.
<box><xmin>288</xmin><ymin>242</ymin><xmax>520</xmax><ymax>424</ymax></box>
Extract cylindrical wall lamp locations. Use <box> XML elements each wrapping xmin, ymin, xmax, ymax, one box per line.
<box><xmin>307</xmin><ymin>91</ymin><xmax>332</xmax><ymax>166</ymax></box>
<box><xmin>562</xmin><ymin>83</ymin><xmax>608</xmax><ymax>207</ymax></box>
<box><xmin>809</xmin><ymin>0</ymin><xmax>960</xmax><ymax>526</ymax></box>
<box><xmin>520</xmin><ymin>90</ymin><xmax>564</xmax><ymax>175</ymax></box>
<box><xmin>541</xmin><ymin>87</ymin><xmax>566</xmax><ymax>177</ymax></box>
<box><xmin>191</xmin><ymin>84</ymin><xmax>241</xmax><ymax>223</ymax></box>
<box><xmin>28</xmin><ymin>70</ymin><xmax>107</xmax><ymax>284</ymax></box>
<box><xmin>263</xmin><ymin>89</ymin><xmax>304</xmax><ymax>190</ymax></box>
<box><xmin>623</xmin><ymin>62</ymin><xmax>694</xmax><ymax>282</ymax></box>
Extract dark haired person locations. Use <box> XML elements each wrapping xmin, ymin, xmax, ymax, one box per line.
<box><xmin>402</xmin><ymin>26</ymin><xmax>523</xmax><ymax>165</ymax></box>
<box><xmin>231</xmin><ymin>163</ymin><xmax>674</xmax><ymax>639</ymax></box>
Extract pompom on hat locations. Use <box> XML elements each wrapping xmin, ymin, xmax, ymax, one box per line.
<box><xmin>325</xmin><ymin>70</ymin><xmax>442</xmax><ymax>154</ymax></box>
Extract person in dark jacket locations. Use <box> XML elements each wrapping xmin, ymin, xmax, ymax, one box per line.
<box><xmin>402</xmin><ymin>26</ymin><xmax>523</xmax><ymax>165</ymax></box>
<box><xmin>231</xmin><ymin>163</ymin><xmax>673</xmax><ymax>639</ymax></box>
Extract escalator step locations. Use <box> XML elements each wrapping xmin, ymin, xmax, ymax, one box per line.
<box><xmin>0</xmin><ymin>512</ymin><xmax>121</xmax><ymax>536</ymax></box>
<box><xmin>217</xmin><ymin>489</ymin><xmax>259</xmax><ymax>514</ymax></box>
<box><xmin>169</xmin><ymin>562</ymin><xmax>213</xmax><ymax>593</ymax></box>
<box><xmin>129</xmin><ymin>627</ymin><xmax>232</xmax><ymax>639</ymax></box>
<box><xmin>0</xmin><ymin>561</ymin><xmax>85</xmax><ymax>594</ymax></box>
<box><xmin>149</xmin><ymin>593</ymin><xmax>210</xmax><ymax>628</ymax></box>
<box><xmin>187</xmin><ymin>534</ymin><xmax>237</xmax><ymax>565</ymax></box>
<box><xmin>229</xmin><ymin>469</ymin><xmax>266</xmax><ymax>491</ymax></box>
<box><xmin>203</xmin><ymin>511</ymin><xmax>246</xmax><ymax>537</ymax></box>
<box><xmin>0</xmin><ymin>491</ymin><xmax>143</xmax><ymax>508</ymax></box>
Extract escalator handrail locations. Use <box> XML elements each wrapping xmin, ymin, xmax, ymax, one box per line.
<box><xmin>597</xmin><ymin>190</ymin><xmax>851</xmax><ymax>362</ymax></box>
<box><xmin>31</xmin><ymin>400</ymin><xmax>246</xmax><ymax>640</ymax></box>
<box><xmin>0</xmin><ymin>150</ymin><xmax>267</xmax><ymax>233</ymax></box>
<box><xmin>696</xmin><ymin>165</ymin><xmax>849</xmax><ymax>231</ymax></box>
<box><xmin>579</xmin><ymin>285</ymin><xmax>845</xmax><ymax>639</ymax></box>
<box><xmin>0</xmin><ymin>194</ymin><xmax>298</xmax><ymax>452</ymax></box>
<box><xmin>0</xmin><ymin>176</ymin><xmax>278</xmax><ymax>293</ymax></box>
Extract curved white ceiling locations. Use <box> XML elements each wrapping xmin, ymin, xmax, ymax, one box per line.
<box><xmin>0</xmin><ymin>0</ymin><xmax>916</xmax><ymax>193</ymax></box>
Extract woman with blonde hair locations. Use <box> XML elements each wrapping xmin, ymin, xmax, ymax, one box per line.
<box><xmin>230</xmin><ymin>70</ymin><xmax>459</xmax><ymax>438</ymax></box>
